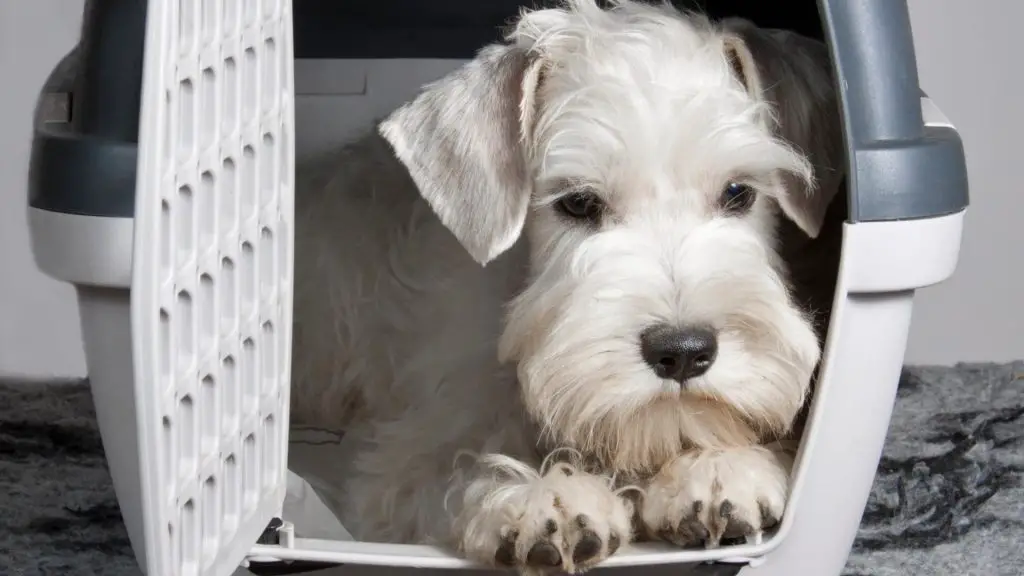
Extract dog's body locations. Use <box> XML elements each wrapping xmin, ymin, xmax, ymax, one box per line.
<box><xmin>290</xmin><ymin>1</ymin><xmax>845</xmax><ymax>571</ymax></box>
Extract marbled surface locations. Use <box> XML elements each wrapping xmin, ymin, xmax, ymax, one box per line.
<box><xmin>1</xmin><ymin>363</ymin><xmax>1020</xmax><ymax>575</ymax></box>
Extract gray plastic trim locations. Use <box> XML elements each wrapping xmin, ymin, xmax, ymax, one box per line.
<box><xmin>28</xmin><ymin>0</ymin><xmax>146</xmax><ymax>219</ymax></box>
<box><xmin>29</xmin><ymin>125</ymin><xmax>138</xmax><ymax>218</ymax></box>
<box><xmin>31</xmin><ymin>0</ymin><xmax>969</xmax><ymax>223</ymax></box>
<box><xmin>819</xmin><ymin>0</ymin><xmax>969</xmax><ymax>221</ymax></box>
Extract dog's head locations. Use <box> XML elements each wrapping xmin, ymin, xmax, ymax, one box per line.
<box><xmin>380</xmin><ymin>0</ymin><xmax>843</xmax><ymax>472</ymax></box>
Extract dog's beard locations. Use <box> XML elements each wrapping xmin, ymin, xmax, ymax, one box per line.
<box><xmin>499</xmin><ymin>219</ymin><xmax>821</xmax><ymax>474</ymax></box>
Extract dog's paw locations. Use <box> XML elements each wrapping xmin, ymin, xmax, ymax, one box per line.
<box><xmin>641</xmin><ymin>446</ymin><xmax>789</xmax><ymax>548</ymax></box>
<box><xmin>460</xmin><ymin>465</ymin><xmax>633</xmax><ymax>573</ymax></box>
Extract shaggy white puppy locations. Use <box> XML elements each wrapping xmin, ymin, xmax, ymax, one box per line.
<box><xmin>290</xmin><ymin>0</ymin><xmax>844</xmax><ymax>572</ymax></box>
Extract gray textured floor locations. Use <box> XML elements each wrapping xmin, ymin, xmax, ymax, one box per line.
<box><xmin>1</xmin><ymin>362</ymin><xmax>1021</xmax><ymax>576</ymax></box>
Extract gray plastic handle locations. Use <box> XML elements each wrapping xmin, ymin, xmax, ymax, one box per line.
<box><xmin>820</xmin><ymin>0</ymin><xmax>969</xmax><ymax>221</ymax></box>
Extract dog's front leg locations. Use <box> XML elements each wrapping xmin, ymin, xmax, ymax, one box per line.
<box><xmin>453</xmin><ymin>454</ymin><xmax>635</xmax><ymax>573</ymax></box>
<box><xmin>639</xmin><ymin>444</ymin><xmax>793</xmax><ymax>548</ymax></box>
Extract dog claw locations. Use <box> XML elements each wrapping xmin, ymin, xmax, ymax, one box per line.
<box><xmin>526</xmin><ymin>541</ymin><xmax>562</xmax><ymax>567</ymax></box>
<box><xmin>678</xmin><ymin>516</ymin><xmax>710</xmax><ymax>546</ymax></box>
<box><xmin>494</xmin><ymin>541</ymin><xmax>516</xmax><ymax>566</ymax></box>
<box><xmin>759</xmin><ymin>501</ymin><xmax>779</xmax><ymax>529</ymax></box>
<box><xmin>573</xmin><ymin>529</ymin><xmax>603</xmax><ymax>563</ymax></box>
<box><xmin>608</xmin><ymin>532</ymin><xmax>621</xmax><ymax>555</ymax></box>
<box><xmin>718</xmin><ymin>500</ymin><xmax>733</xmax><ymax>518</ymax></box>
<box><xmin>658</xmin><ymin>515</ymin><xmax>707</xmax><ymax>547</ymax></box>
<box><xmin>719</xmin><ymin>500</ymin><xmax>755</xmax><ymax>541</ymax></box>
<box><xmin>494</xmin><ymin>531</ymin><xmax>518</xmax><ymax>566</ymax></box>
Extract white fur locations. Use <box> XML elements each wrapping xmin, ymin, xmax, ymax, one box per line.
<box><xmin>291</xmin><ymin>1</ymin><xmax>843</xmax><ymax>572</ymax></box>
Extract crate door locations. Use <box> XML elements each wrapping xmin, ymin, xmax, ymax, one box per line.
<box><xmin>131</xmin><ymin>0</ymin><xmax>295</xmax><ymax>574</ymax></box>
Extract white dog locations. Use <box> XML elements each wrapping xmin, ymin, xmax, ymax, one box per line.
<box><xmin>290</xmin><ymin>0</ymin><xmax>844</xmax><ymax>572</ymax></box>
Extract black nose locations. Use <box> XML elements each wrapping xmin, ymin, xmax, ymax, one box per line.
<box><xmin>639</xmin><ymin>324</ymin><xmax>718</xmax><ymax>384</ymax></box>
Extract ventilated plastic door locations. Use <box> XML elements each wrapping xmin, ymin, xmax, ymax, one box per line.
<box><xmin>130</xmin><ymin>0</ymin><xmax>294</xmax><ymax>574</ymax></box>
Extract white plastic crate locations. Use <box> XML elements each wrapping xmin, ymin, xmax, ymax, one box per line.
<box><xmin>26</xmin><ymin>1</ymin><xmax>968</xmax><ymax>575</ymax></box>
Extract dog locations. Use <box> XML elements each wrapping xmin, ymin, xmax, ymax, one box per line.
<box><xmin>289</xmin><ymin>0</ymin><xmax>845</xmax><ymax>572</ymax></box>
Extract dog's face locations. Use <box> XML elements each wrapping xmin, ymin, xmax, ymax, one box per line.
<box><xmin>380</xmin><ymin>0</ymin><xmax>843</xmax><ymax>472</ymax></box>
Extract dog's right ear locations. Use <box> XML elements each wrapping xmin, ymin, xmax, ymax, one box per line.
<box><xmin>379</xmin><ymin>44</ymin><xmax>546</xmax><ymax>266</ymax></box>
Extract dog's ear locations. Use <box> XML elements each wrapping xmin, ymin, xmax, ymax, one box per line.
<box><xmin>721</xmin><ymin>18</ymin><xmax>845</xmax><ymax>238</ymax></box>
<box><xmin>379</xmin><ymin>44</ymin><xmax>545</xmax><ymax>265</ymax></box>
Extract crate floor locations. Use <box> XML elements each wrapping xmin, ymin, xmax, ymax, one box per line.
<box><xmin>0</xmin><ymin>363</ymin><xmax>1021</xmax><ymax>576</ymax></box>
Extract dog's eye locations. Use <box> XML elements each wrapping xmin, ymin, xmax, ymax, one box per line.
<box><xmin>556</xmin><ymin>189</ymin><xmax>605</xmax><ymax>223</ymax></box>
<box><xmin>720</xmin><ymin>182</ymin><xmax>756</xmax><ymax>214</ymax></box>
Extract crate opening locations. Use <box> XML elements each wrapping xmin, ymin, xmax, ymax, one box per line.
<box><xmin>272</xmin><ymin>0</ymin><xmax>847</xmax><ymax>569</ymax></box>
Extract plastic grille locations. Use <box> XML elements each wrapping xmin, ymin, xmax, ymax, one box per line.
<box><xmin>132</xmin><ymin>0</ymin><xmax>294</xmax><ymax>574</ymax></box>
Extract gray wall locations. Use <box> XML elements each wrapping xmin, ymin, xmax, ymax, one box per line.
<box><xmin>0</xmin><ymin>0</ymin><xmax>1018</xmax><ymax>379</ymax></box>
<box><xmin>0</xmin><ymin>0</ymin><xmax>87</xmax><ymax>379</ymax></box>
<box><xmin>900</xmin><ymin>0</ymin><xmax>1022</xmax><ymax>364</ymax></box>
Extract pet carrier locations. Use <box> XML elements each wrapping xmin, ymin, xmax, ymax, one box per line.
<box><xmin>27</xmin><ymin>0</ymin><xmax>968</xmax><ymax>575</ymax></box>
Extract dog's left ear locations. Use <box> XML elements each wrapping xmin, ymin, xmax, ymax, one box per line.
<box><xmin>720</xmin><ymin>18</ymin><xmax>846</xmax><ymax>238</ymax></box>
<box><xmin>379</xmin><ymin>44</ymin><xmax>546</xmax><ymax>266</ymax></box>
